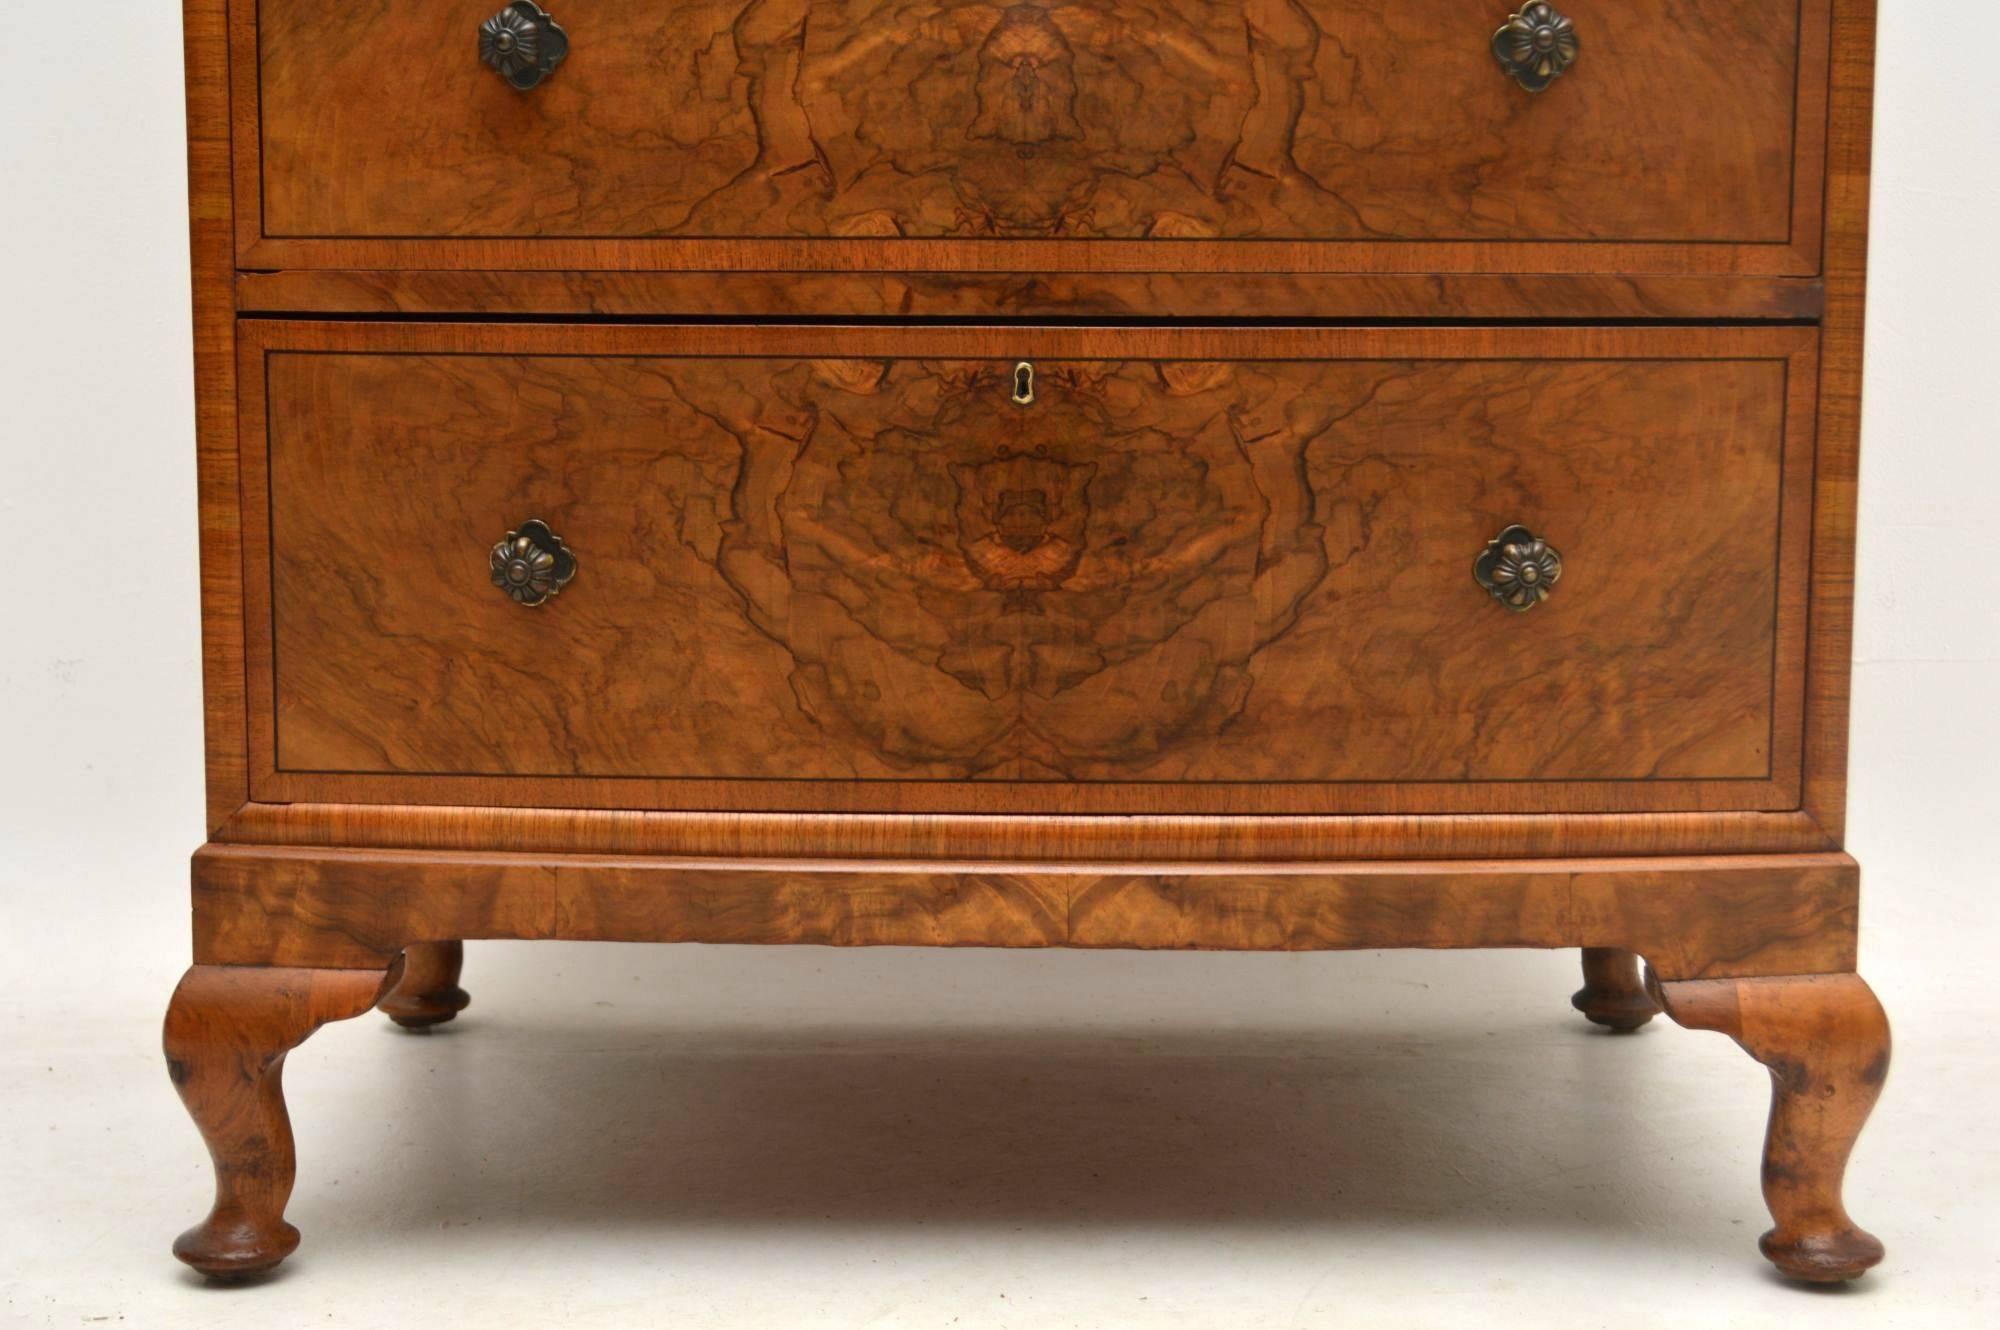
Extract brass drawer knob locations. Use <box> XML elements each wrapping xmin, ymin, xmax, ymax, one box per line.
<box><xmin>1493</xmin><ymin>4</ymin><xmax>1579</xmax><ymax>93</ymax></box>
<box><xmin>1473</xmin><ymin>525</ymin><xmax>1563</xmax><ymax>612</ymax></box>
<box><xmin>479</xmin><ymin>2</ymin><xmax>569</xmax><ymax>91</ymax></box>
<box><xmin>490</xmin><ymin>520</ymin><xmax>577</xmax><ymax>606</ymax></box>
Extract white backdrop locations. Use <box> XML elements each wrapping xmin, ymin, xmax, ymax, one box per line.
<box><xmin>2</xmin><ymin>5</ymin><xmax>1995</xmax><ymax>1327</ymax></box>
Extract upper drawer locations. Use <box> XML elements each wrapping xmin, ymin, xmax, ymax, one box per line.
<box><xmin>238</xmin><ymin>0</ymin><xmax>1830</xmax><ymax>275</ymax></box>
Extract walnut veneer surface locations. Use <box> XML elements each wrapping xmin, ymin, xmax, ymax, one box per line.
<box><xmin>168</xmin><ymin>0</ymin><xmax>1890</xmax><ymax>1286</ymax></box>
<box><xmin>250</xmin><ymin>325</ymin><xmax>1810</xmax><ymax>811</ymax></box>
<box><xmin>254</xmin><ymin>0</ymin><xmax>1814</xmax><ymax>251</ymax></box>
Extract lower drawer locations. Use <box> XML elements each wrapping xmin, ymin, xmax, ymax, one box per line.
<box><xmin>238</xmin><ymin>322</ymin><xmax>1815</xmax><ymax>816</ymax></box>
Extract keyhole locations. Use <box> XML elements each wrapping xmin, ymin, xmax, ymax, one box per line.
<box><xmin>1011</xmin><ymin>361</ymin><xmax>1035</xmax><ymax>407</ymax></box>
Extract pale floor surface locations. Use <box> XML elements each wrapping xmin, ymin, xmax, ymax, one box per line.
<box><xmin>2</xmin><ymin>943</ymin><xmax>1996</xmax><ymax>1329</ymax></box>
<box><xmin>5</xmin><ymin>1</ymin><xmax>1998</xmax><ymax>1323</ymax></box>
<box><xmin>2</xmin><ymin>662</ymin><xmax>1996</xmax><ymax>1329</ymax></box>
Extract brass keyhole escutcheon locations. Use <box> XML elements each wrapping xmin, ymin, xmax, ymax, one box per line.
<box><xmin>1011</xmin><ymin>361</ymin><xmax>1035</xmax><ymax>407</ymax></box>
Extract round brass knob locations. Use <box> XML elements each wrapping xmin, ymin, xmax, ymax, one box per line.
<box><xmin>1473</xmin><ymin>525</ymin><xmax>1563</xmax><ymax>612</ymax></box>
<box><xmin>1493</xmin><ymin>4</ymin><xmax>1579</xmax><ymax>93</ymax></box>
<box><xmin>490</xmin><ymin>520</ymin><xmax>577</xmax><ymax>606</ymax></box>
<box><xmin>480</xmin><ymin>2</ymin><xmax>570</xmax><ymax>91</ymax></box>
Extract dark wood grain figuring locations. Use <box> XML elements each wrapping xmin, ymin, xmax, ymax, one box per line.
<box><xmin>237</xmin><ymin>0</ymin><xmax>1828</xmax><ymax>277</ymax></box>
<box><xmin>163</xmin><ymin>961</ymin><xmax>399</xmax><ymax>1276</ymax></box>
<box><xmin>233</xmin><ymin>269</ymin><xmax>1829</xmax><ymax>320</ymax></box>
<box><xmin>190</xmin><ymin>843</ymin><xmax>1859</xmax><ymax>980</ymax></box>
<box><xmin>1651</xmin><ymin>970</ymin><xmax>1890</xmax><ymax>1281</ymax></box>
<box><xmin>238</xmin><ymin>321</ymin><xmax>1815</xmax><ymax>818</ymax></box>
<box><xmin>184</xmin><ymin>0</ymin><xmax>247</xmax><ymax>833</ymax></box>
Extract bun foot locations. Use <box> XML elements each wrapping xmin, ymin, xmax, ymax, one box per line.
<box><xmin>1760</xmin><ymin>1226</ymin><xmax>1885</xmax><ymax>1283</ymax></box>
<box><xmin>164</xmin><ymin>963</ymin><xmax>397</xmax><ymax>1276</ymax></box>
<box><xmin>379</xmin><ymin>942</ymin><xmax>470</xmax><ymax>1029</ymax></box>
<box><xmin>1649</xmin><ymin>969</ymin><xmax>1891</xmax><ymax>1283</ymax></box>
<box><xmin>1572</xmin><ymin>948</ymin><xmax>1657</xmax><ymax>1031</ymax></box>
<box><xmin>172</xmin><ymin>1214</ymin><xmax>301</xmax><ymax>1278</ymax></box>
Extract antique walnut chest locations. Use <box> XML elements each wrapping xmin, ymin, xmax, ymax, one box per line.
<box><xmin>167</xmin><ymin>0</ymin><xmax>1890</xmax><ymax>1282</ymax></box>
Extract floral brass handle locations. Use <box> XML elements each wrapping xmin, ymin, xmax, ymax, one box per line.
<box><xmin>479</xmin><ymin>2</ymin><xmax>569</xmax><ymax>91</ymax></box>
<box><xmin>1493</xmin><ymin>4</ymin><xmax>1579</xmax><ymax>93</ymax></box>
<box><xmin>490</xmin><ymin>520</ymin><xmax>577</xmax><ymax>606</ymax></box>
<box><xmin>1473</xmin><ymin>525</ymin><xmax>1563</xmax><ymax>612</ymax></box>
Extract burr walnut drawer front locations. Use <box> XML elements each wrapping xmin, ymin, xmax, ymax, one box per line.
<box><xmin>238</xmin><ymin>322</ymin><xmax>1816</xmax><ymax>816</ymax></box>
<box><xmin>243</xmin><ymin>0</ymin><xmax>1828</xmax><ymax>273</ymax></box>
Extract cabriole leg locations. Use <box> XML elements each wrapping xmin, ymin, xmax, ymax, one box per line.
<box><xmin>162</xmin><ymin>962</ymin><xmax>397</xmax><ymax>1277</ymax></box>
<box><xmin>379</xmin><ymin>941</ymin><xmax>471</xmax><ymax>1029</ymax></box>
<box><xmin>1572</xmin><ymin>947</ymin><xmax>1658</xmax><ymax>1030</ymax></box>
<box><xmin>1649</xmin><ymin>970</ymin><xmax>1891</xmax><ymax>1282</ymax></box>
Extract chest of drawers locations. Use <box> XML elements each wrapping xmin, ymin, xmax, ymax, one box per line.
<box><xmin>165</xmin><ymin>0</ymin><xmax>1889</xmax><ymax>1284</ymax></box>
